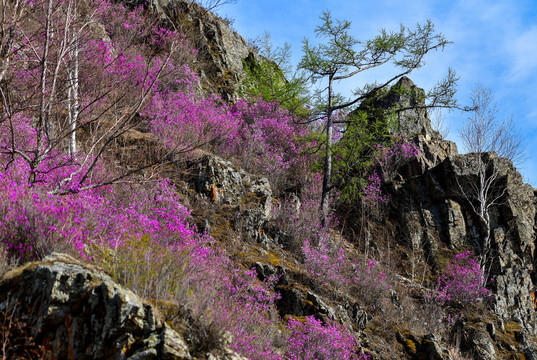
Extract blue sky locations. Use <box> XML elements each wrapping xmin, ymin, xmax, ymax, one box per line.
<box><xmin>221</xmin><ymin>0</ymin><xmax>537</xmax><ymax>185</ymax></box>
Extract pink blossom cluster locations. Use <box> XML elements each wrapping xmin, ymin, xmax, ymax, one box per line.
<box><xmin>433</xmin><ymin>251</ymin><xmax>493</xmax><ymax>306</ymax></box>
<box><xmin>272</xmin><ymin>175</ymin><xmax>390</xmax><ymax>304</ymax></box>
<box><xmin>272</xmin><ymin>173</ymin><xmax>336</xmax><ymax>246</ymax></box>
<box><xmin>302</xmin><ymin>236</ymin><xmax>349</xmax><ymax>285</ymax></box>
<box><xmin>0</xmin><ymin>155</ymin><xmax>286</xmax><ymax>359</ymax></box>
<box><xmin>286</xmin><ymin>316</ymin><xmax>369</xmax><ymax>360</ymax></box>
<box><xmin>375</xmin><ymin>134</ymin><xmax>421</xmax><ymax>179</ymax></box>
<box><xmin>222</xmin><ymin>98</ymin><xmax>311</xmax><ymax>189</ymax></box>
<box><xmin>363</xmin><ymin>134</ymin><xmax>421</xmax><ymax>206</ymax></box>
<box><xmin>302</xmin><ymin>237</ymin><xmax>391</xmax><ymax>301</ymax></box>
<box><xmin>4</xmin><ymin>0</ymin><xmax>199</xmax><ymax>191</ymax></box>
<box><xmin>145</xmin><ymin>92</ymin><xmax>240</xmax><ymax>152</ymax></box>
<box><xmin>362</xmin><ymin>172</ymin><xmax>389</xmax><ymax>206</ymax></box>
<box><xmin>0</xmin><ymin>159</ymin><xmax>194</xmax><ymax>258</ymax></box>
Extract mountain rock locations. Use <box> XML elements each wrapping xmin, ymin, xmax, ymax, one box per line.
<box><xmin>356</xmin><ymin>76</ymin><xmax>436</xmax><ymax>139</ymax></box>
<box><xmin>0</xmin><ymin>253</ymin><xmax>246</xmax><ymax>360</ymax></box>
<box><xmin>122</xmin><ymin>0</ymin><xmax>254</xmax><ymax>101</ymax></box>
<box><xmin>186</xmin><ymin>154</ymin><xmax>273</xmax><ymax>242</ymax></box>
<box><xmin>371</xmin><ymin>79</ymin><xmax>537</xmax><ymax>339</ymax></box>
<box><xmin>397</xmin><ymin>153</ymin><xmax>536</xmax><ymax>333</ymax></box>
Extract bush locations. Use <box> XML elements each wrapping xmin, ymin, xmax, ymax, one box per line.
<box><xmin>286</xmin><ymin>316</ymin><xmax>368</xmax><ymax>360</ymax></box>
<box><xmin>433</xmin><ymin>251</ymin><xmax>493</xmax><ymax>307</ymax></box>
<box><xmin>221</xmin><ymin>97</ymin><xmax>312</xmax><ymax>194</ymax></box>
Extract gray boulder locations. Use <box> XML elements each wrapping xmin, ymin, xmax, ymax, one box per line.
<box><xmin>0</xmin><ymin>253</ymin><xmax>246</xmax><ymax>360</ymax></box>
<box><xmin>187</xmin><ymin>154</ymin><xmax>273</xmax><ymax>242</ymax></box>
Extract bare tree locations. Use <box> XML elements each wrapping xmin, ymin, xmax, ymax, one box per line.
<box><xmin>195</xmin><ymin>0</ymin><xmax>237</xmax><ymax>12</ymax></box>
<box><xmin>0</xmin><ymin>0</ymin><xmax>23</xmax><ymax>85</ymax></box>
<box><xmin>458</xmin><ymin>84</ymin><xmax>525</xmax><ymax>265</ymax></box>
<box><xmin>0</xmin><ymin>0</ymin><xmax>199</xmax><ymax>193</ymax></box>
<box><xmin>430</xmin><ymin>107</ymin><xmax>449</xmax><ymax>140</ymax></box>
<box><xmin>172</xmin><ymin>0</ymin><xmax>237</xmax><ymax>18</ymax></box>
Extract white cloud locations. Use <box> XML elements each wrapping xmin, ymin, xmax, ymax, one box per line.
<box><xmin>505</xmin><ymin>27</ymin><xmax>537</xmax><ymax>79</ymax></box>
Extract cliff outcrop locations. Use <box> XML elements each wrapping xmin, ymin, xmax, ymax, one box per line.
<box><xmin>0</xmin><ymin>253</ymin><xmax>247</xmax><ymax>360</ymax></box>
<box><xmin>373</xmin><ymin>78</ymin><xmax>537</xmax><ymax>357</ymax></box>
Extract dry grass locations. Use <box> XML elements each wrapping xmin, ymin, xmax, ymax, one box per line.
<box><xmin>0</xmin><ymin>244</ymin><xmax>19</xmax><ymax>279</ymax></box>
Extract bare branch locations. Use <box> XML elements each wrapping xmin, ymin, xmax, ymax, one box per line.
<box><xmin>457</xmin><ymin>84</ymin><xmax>526</xmax><ymax>267</ymax></box>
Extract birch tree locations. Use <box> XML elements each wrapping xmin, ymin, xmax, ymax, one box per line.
<box><xmin>66</xmin><ymin>26</ymin><xmax>79</xmax><ymax>157</ymax></box>
<box><xmin>0</xmin><ymin>0</ymin><xmax>198</xmax><ymax>192</ymax></box>
<box><xmin>458</xmin><ymin>84</ymin><xmax>525</xmax><ymax>265</ymax></box>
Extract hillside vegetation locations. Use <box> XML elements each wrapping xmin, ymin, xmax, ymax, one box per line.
<box><xmin>1</xmin><ymin>1</ymin><xmax>536</xmax><ymax>359</ymax></box>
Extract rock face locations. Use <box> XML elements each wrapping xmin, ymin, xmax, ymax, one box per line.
<box><xmin>396</xmin><ymin>332</ymin><xmax>453</xmax><ymax>360</ymax></box>
<box><xmin>124</xmin><ymin>0</ymin><xmax>253</xmax><ymax>101</ymax></box>
<box><xmin>375</xmin><ymin>79</ymin><xmax>537</xmax><ymax>337</ymax></box>
<box><xmin>187</xmin><ymin>154</ymin><xmax>273</xmax><ymax>242</ymax></box>
<box><xmin>0</xmin><ymin>253</ymin><xmax>246</xmax><ymax>360</ymax></box>
<box><xmin>452</xmin><ymin>321</ymin><xmax>496</xmax><ymax>360</ymax></box>
<box><xmin>392</xmin><ymin>150</ymin><xmax>537</xmax><ymax>334</ymax></box>
<box><xmin>176</xmin><ymin>1</ymin><xmax>250</xmax><ymax>100</ymax></box>
<box><xmin>357</xmin><ymin>77</ymin><xmax>437</xmax><ymax>138</ymax></box>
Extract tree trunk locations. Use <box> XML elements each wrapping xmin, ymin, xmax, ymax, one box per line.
<box><xmin>67</xmin><ymin>32</ymin><xmax>79</xmax><ymax>157</ymax></box>
<box><xmin>478</xmin><ymin>161</ymin><xmax>492</xmax><ymax>267</ymax></box>
<box><xmin>320</xmin><ymin>76</ymin><xmax>334</xmax><ymax>226</ymax></box>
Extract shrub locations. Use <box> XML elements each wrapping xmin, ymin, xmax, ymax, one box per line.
<box><xmin>286</xmin><ymin>316</ymin><xmax>368</xmax><ymax>360</ymax></box>
<box><xmin>221</xmin><ymin>97</ymin><xmax>312</xmax><ymax>194</ymax></box>
<box><xmin>271</xmin><ymin>173</ymin><xmax>333</xmax><ymax>251</ymax></box>
<box><xmin>271</xmin><ymin>173</ymin><xmax>391</xmax><ymax>308</ymax></box>
<box><xmin>374</xmin><ymin>134</ymin><xmax>421</xmax><ymax>180</ymax></box>
<box><xmin>0</xmin><ymin>243</ymin><xmax>16</xmax><ymax>278</ymax></box>
<box><xmin>144</xmin><ymin>92</ymin><xmax>240</xmax><ymax>153</ymax></box>
<box><xmin>433</xmin><ymin>251</ymin><xmax>493</xmax><ymax>307</ymax></box>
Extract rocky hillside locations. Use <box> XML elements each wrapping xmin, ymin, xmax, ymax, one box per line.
<box><xmin>123</xmin><ymin>0</ymin><xmax>259</xmax><ymax>101</ymax></box>
<box><xmin>374</xmin><ymin>78</ymin><xmax>537</xmax><ymax>358</ymax></box>
<box><xmin>2</xmin><ymin>1</ymin><xmax>537</xmax><ymax>360</ymax></box>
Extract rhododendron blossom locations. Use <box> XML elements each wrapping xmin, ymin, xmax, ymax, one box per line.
<box><xmin>432</xmin><ymin>251</ymin><xmax>493</xmax><ymax>306</ymax></box>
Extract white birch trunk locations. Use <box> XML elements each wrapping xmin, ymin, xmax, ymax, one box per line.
<box><xmin>67</xmin><ymin>32</ymin><xmax>79</xmax><ymax>157</ymax></box>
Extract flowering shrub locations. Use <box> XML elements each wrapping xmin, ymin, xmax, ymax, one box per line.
<box><xmin>375</xmin><ymin>134</ymin><xmax>421</xmax><ymax>179</ymax></box>
<box><xmin>433</xmin><ymin>251</ymin><xmax>493</xmax><ymax>306</ymax></box>
<box><xmin>221</xmin><ymin>98</ymin><xmax>312</xmax><ymax>193</ymax></box>
<box><xmin>362</xmin><ymin>172</ymin><xmax>389</xmax><ymax>206</ymax></box>
<box><xmin>145</xmin><ymin>92</ymin><xmax>240</xmax><ymax>153</ymax></box>
<box><xmin>3</xmin><ymin>0</ymin><xmax>198</xmax><ymax>192</ymax></box>
<box><xmin>272</xmin><ymin>172</ymin><xmax>336</xmax><ymax>248</ymax></box>
<box><xmin>0</xmin><ymin>156</ymin><xmax>286</xmax><ymax>359</ymax></box>
<box><xmin>362</xmin><ymin>134</ymin><xmax>421</xmax><ymax>207</ymax></box>
<box><xmin>286</xmin><ymin>316</ymin><xmax>368</xmax><ymax>360</ymax></box>
<box><xmin>271</xmin><ymin>173</ymin><xmax>390</xmax><ymax>307</ymax></box>
<box><xmin>302</xmin><ymin>235</ymin><xmax>349</xmax><ymax>286</ymax></box>
<box><xmin>0</xmin><ymin>162</ymin><xmax>193</xmax><ymax>258</ymax></box>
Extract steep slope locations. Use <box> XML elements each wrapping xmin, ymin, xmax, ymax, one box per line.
<box><xmin>121</xmin><ymin>0</ymin><xmax>256</xmax><ymax>101</ymax></box>
<box><xmin>2</xmin><ymin>1</ymin><xmax>537</xmax><ymax>359</ymax></box>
